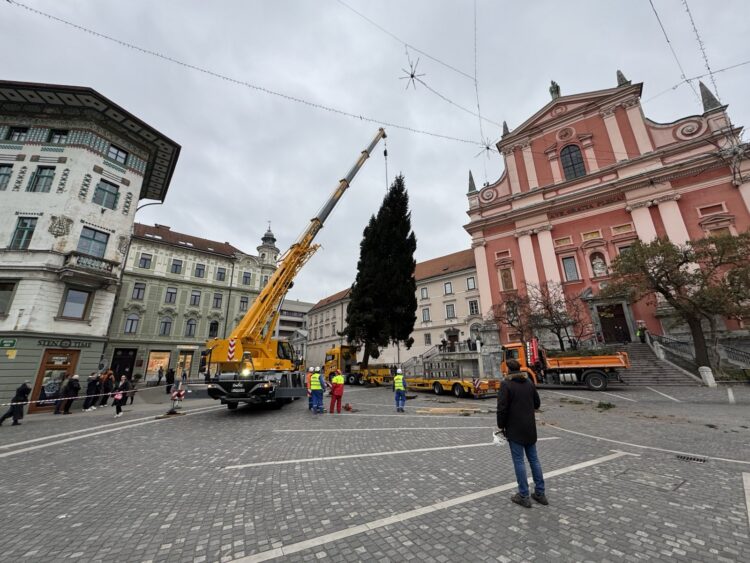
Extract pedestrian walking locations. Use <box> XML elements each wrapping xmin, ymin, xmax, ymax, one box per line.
<box><xmin>127</xmin><ymin>376</ymin><xmax>138</xmax><ymax>405</ymax></box>
<box><xmin>112</xmin><ymin>375</ymin><xmax>131</xmax><ymax>418</ymax></box>
<box><xmin>305</xmin><ymin>366</ymin><xmax>316</xmax><ymax>410</ymax></box>
<box><xmin>393</xmin><ymin>368</ymin><xmax>407</xmax><ymax>412</ymax></box>
<box><xmin>181</xmin><ymin>370</ymin><xmax>187</xmax><ymax>385</ymax></box>
<box><xmin>83</xmin><ymin>373</ymin><xmax>100</xmax><ymax>412</ymax></box>
<box><xmin>99</xmin><ymin>370</ymin><xmax>114</xmax><ymax>407</ymax></box>
<box><xmin>0</xmin><ymin>381</ymin><xmax>31</xmax><ymax>426</ymax></box>
<box><xmin>329</xmin><ymin>369</ymin><xmax>345</xmax><ymax>414</ymax></box>
<box><xmin>157</xmin><ymin>366</ymin><xmax>164</xmax><ymax>386</ymax></box>
<box><xmin>310</xmin><ymin>366</ymin><xmax>325</xmax><ymax>414</ymax></box>
<box><xmin>62</xmin><ymin>375</ymin><xmax>81</xmax><ymax>414</ymax></box>
<box><xmin>497</xmin><ymin>359</ymin><xmax>547</xmax><ymax>509</ymax></box>
<box><xmin>165</xmin><ymin>368</ymin><xmax>175</xmax><ymax>394</ymax></box>
<box><xmin>53</xmin><ymin>373</ymin><xmax>70</xmax><ymax>414</ymax></box>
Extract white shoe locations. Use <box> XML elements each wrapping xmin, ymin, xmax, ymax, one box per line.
<box><xmin>91</xmin><ymin>406</ymin><xmax>96</xmax><ymax>410</ymax></box>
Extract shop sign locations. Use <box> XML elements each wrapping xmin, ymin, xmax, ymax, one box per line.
<box><xmin>37</xmin><ymin>339</ymin><xmax>92</xmax><ymax>349</ymax></box>
<box><xmin>0</xmin><ymin>338</ymin><xmax>17</xmax><ymax>348</ymax></box>
<box><xmin>177</xmin><ymin>345</ymin><xmax>199</xmax><ymax>350</ymax></box>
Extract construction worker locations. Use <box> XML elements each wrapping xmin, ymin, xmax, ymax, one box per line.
<box><xmin>329</xmin><ymin>369</ymin><xmax>345</xmax><ymax>414</ymax></box>
<box><xmin>393</xmin><ymin>368</ymin><xmax>406</xmax><ymax>413</ymax></box>
<box><xmin>306</xmin><ymin>366</ymin><xmax>314</xmax><ymax>411</ymax></box>
<box><xmin>310</xmin><ymin>366</ymin><xmax>325</xmax><ymax>414</ymax></box>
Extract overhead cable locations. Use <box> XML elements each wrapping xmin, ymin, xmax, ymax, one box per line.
<box><xmin>6</xmin><ymin>0</ymin><xmax>481</xmax><ymax>147</ymax></box>
<box><xmin>681</xmin><ymin>0</ymin><xmax>720</xmax><ymax>101</ymax></box>
<box><xmin>335</xmin><ymin>0</ymin><xmax>475</xmax><ymax>81</ymax></box>
<box><xmin>647</xmin><ymin>0</ymin><xmax>701</xmax><ymax>104</ymax></box>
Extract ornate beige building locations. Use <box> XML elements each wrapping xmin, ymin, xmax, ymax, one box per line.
<box><xmin>305</xmin><ymin>249</ymin><xmax>481</xmax><ymax>368</ymax></box>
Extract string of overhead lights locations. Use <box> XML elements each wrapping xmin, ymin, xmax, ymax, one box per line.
<box><xmin>5</xmin><ymin>0</ymin><xmax>483</xmax><ymax>147</ymax></box>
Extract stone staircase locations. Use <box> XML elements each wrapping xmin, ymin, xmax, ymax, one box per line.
<box><xmin>618</xmin><ymin>342</ymin><xmax>700</xmax><ymax>386</ymax></box>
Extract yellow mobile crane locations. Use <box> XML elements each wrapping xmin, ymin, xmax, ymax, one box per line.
<box><xmin>206</xmin><ymin>128</ymin><xmax>387</xmax><ymax>410</ymax></box>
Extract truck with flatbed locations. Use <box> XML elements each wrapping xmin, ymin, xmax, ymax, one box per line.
<box><xmin>205</xmin><ymin>129</ymin><xmax>387</xmax><ymax>409</ymax></box>
<box><xmin>502</xmin><ymin>339</ymin><xmax>630</xmax><ymax>391</ymax></box>
<box><xmin>323</xmin><ymin>345</ymin><xmax>394</xmax><ymax>386</ymax></box>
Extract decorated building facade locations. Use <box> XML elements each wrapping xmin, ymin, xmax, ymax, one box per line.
<box><xmin>0</xmin><ymin>80</ymin><xmax>180</xmax><ymax>409</ymax></box>
<box><xmin>465</xmin><ymin>73</ymin><xmax>750</xmax><ymax>345</ymax></box>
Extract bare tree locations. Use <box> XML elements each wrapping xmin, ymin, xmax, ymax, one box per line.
<box><xmin>489</xmin><ymin>291</ymin><xmax>535</xmax><ymax>343</ymax></box>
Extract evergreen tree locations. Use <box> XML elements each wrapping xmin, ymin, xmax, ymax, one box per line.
<box><xmin>345</xmin><ymin>175</ymin><xmax>417</xmax><ymax>366</ymax></box>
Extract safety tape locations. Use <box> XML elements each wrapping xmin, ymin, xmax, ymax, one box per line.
<box><xmin>0</xmin><ymin>382</ymin><xmax>191</xmax><ymax>408</ymax></box>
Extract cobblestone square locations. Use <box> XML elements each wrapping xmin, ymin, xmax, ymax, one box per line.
<box><xmin>0</xmin><ymin>385</ymin><xmax>748</xmax><ymax>562</ymax></box>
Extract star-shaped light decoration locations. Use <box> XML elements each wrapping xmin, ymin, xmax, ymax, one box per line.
<box><xmin>399</xmin><ymin>50</ymin><xmax>425</xmax><ymax>90</ymax></box>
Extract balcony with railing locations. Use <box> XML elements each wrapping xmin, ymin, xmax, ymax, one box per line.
<box><xmin>59</xmin><ymin>251</ymin><xmax>121</xmax><ymax>286</ymax></box>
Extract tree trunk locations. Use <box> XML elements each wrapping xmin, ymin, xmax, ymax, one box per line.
<box><xmin>361</xmin><ymin>345</ymin><xmax>370</xmax><ymax>369</ymax></box>
<box><xmin>556</xmin><ymin>334</ymin><xmax>565</xmax><ymax>351</ymax></box>
<box><xmin>686</xmin><ymin>316</ymin><xmax>711</xmax><ymax>367</ymax></box>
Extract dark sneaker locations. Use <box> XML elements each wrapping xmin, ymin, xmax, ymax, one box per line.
<box><xmin>511</xmin><ymin>493</ymin><xmax>532</xmax><ymax>508</ymax></box>
<box><xmin>531</xmin><ymin>492</ymin><xmax>549</xmax><ymax>505</ymax></box>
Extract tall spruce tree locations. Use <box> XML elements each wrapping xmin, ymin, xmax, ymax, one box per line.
<box><xmin>345</xmin><ymin>175</ymin><xmax>417</xmax><ymax>366</ymax></box>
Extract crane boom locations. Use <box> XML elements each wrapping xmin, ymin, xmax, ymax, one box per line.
<box><xmin>206</xmin><ymin>128</ymin><xmax>386</xmax><ymax>376</ymax></box>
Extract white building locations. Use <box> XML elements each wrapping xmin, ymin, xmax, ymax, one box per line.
<box><xmin>0</xmin><ymin>80</ymin><xmax>180</xmax><ymax>410</ymax></box>
<box><xmin>305</xmin><ymin>249</ymin><xmax>482</xmax><ymax>367</ymax></box>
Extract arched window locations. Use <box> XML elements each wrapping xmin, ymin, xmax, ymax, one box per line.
<box><xmin>560</xmin><ymin>144</ymin><xmax>586</xmax><ymax>180</ymax></box>
<box><xmin>589</xmin><ymin>252</ymin><xmax>608</xmax><ymax>277</ymax></box>
<box><xmin>185</xmin><ymin>318</ymin><xmax>197</xmax><ymax>337</ymax></box>
<box><xmin>208</xmin><ymin>320</ymin><xmax>219</xmax><ymax>338</ymax></box>
<box><xmin>158</xmin><ymin>317</ymin><xmax>172</xmax><ymax>336</ymax></box>
<box><xmin>124</xmin><ymin>314</ymin><xmax>139</xmax><ymax>334</ymax></box>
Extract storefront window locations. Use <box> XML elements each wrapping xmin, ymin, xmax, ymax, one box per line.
<box><xmin>146</xmin><ymin>351</ymin><xmax>170</xmax><ymax>380</ymax></box>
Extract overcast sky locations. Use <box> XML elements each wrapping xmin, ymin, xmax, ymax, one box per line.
<box><xmin>3</xmin><ymin>1</ymin><xmax>749</xmax><ymax>303</ymax></box>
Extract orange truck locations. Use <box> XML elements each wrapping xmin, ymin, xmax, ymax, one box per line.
<box><xmin>502</xmin><ymin>340</ymin><xmax>630</xmax><ymax>391</ymax></box>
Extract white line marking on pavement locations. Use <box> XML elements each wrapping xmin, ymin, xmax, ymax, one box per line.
<box><xmin>743</xmin><ymin>473</ymin><xmax>750</xmax><ymax>529</ymax></box>
<box><xmin>600</xmin><ymin>391</ymin><xmax>637</xmax><ymax>402</ymax></box>
<box><xmin>274</xmin><ymin>426</ymin><xmax>495</xmax><ymax>433</ymax></box>
<box><xmin>646</xmin><ymin>387</ymin><xmax>681</xmax><ymax>402</ymax></box>
<box><xmin>546</xmin><ymin>391</ymin><xmax>598</xmax><ymax>402</ymax></box>
<box><xmin>225</xmin><ymin>437</ymin><xmax>561</xmax><ymax>469</ymax></box>
<box><xmin>728</xmin><ymin>388</ymin><xmax>736</xmax><ymax>405</ymax></box>
<box><xmin>341</xmin><ymin>413</ymin><xmax>494</xmax><ymax>420</ymax></box>
<box><xmin>546</xmin><ymin>424</ymin><xmax>750</xmax><ymax>466</ymax></box>
<box><xmin>0</xmin><ymin>405</ymin><xmax>215</xmax><ymax>450</ymax></box>
<box><xmin>0</xmin><ymin>406</ymin><xmax>222</xmax><ymax>459</ymax></box>
<box><xmin>233</xmin><ymin>450</ymin><xmax>635</xmax><ymax>562</ymax></box>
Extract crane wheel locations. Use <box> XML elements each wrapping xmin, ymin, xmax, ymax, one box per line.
<box><xmin>432</xmin><ymin>382</ymin><xmax>442</xmax><ymax>395</ymax></box>
<box><xmin>347</xmin><ymin>374</ymin><xmax>357</xmax><ymax>385</ymax></box>
<box><xmin>452</xmin><ymin>384</ymin><xmax>464</xmax><ymax>398</ymax></box>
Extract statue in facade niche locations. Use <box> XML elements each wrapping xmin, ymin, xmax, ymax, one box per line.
<box><xmin>591</xmin><ymin>255</ymin><xmax>607</xmax><ymax>277</ymax></box>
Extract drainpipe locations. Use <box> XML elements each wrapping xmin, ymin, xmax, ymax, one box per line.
<box><xmin>222</xmin><ymin>258</ymin><xmax>236</xmax><ymax>339</ymax></box>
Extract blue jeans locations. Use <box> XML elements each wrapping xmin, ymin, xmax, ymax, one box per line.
<box><xmin>508</xmin><ymin>440</ymin><xmax>545</xmax><ymax>498</ymax></box>
<box><xmin>394</xmin><ymin>390</ymin><xmax>406</xmax><ymax>410</ymax></box>
<box><xmin>311</xmin><ymin>390</ymin><xmax>324</xmax><ymax>412</ymax></box>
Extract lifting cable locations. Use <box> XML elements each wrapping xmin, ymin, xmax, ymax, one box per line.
<box><xmin>383</xmin><ymin>136</ymin><xmax>389</xmax><ymax>190</ymax></box>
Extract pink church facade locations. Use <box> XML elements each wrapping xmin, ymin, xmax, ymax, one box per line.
<box><xmin>465</xmin><ymin>73</ymin><xmax>750</xmax><ymax>345</ymax></box>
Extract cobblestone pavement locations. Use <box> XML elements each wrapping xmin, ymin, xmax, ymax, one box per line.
<box><xmin>0</xmin><ymin>385</ymin><xmax>748</xmax><ymax>562</ymax></box>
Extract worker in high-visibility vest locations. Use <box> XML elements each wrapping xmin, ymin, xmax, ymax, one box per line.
<box><xmin>393</xmin><ymin>368</ymin><xmax>407</xmax><ymax>413</ymax></box>
<box><xmin>329</xmin><ymin>369</ymin><xmax>345</xmax><ymax>414</ymax></box>
<box><xmin>310</xmin><ymin>366</ymin><xmax>325</xmax><ymax>414</ymax></box>
<box><xmin>305</xmin><ymin>366</ymin><xmax>314</xmax><ymax>411</ymax></box>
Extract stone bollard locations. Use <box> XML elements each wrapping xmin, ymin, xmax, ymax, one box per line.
<box><xmin>698</xmin><ymin>366</ymin><xmax>717</xmax><ymax>388</ymax></box>
<box><xmin>652</xmin><ymin>341</ymin><xmax>665</xmax><ymax>360</ymax></box>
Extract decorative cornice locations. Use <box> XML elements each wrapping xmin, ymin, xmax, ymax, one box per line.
<box><xmin>625</xmin><ymin>192</ymin><xmax>680</xmax><ymax>212</ymax></box>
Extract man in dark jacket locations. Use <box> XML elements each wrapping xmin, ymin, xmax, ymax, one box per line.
<box><xmin>497</xmin><ymin>359</ymin><xmax>547</xmax><ymax>508</ymax></box>
<box><xmin>0</xmin><ymin>381</ymin><xmax>31</xmax><ymax>426</ymax></box>
<box><xmin>62</xmin><ymin>375</ymin><xmax>81</xmax><ymax>414</ymax></box>
<box><xmin>83</xmin><ymin>373</ymin><xmax>100</xmax><ymax>412</ymax></box>
<box><xmin>165</xmin><ymin>368</ymin><xmax>175</xmax><ymax>394</ymax></box>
